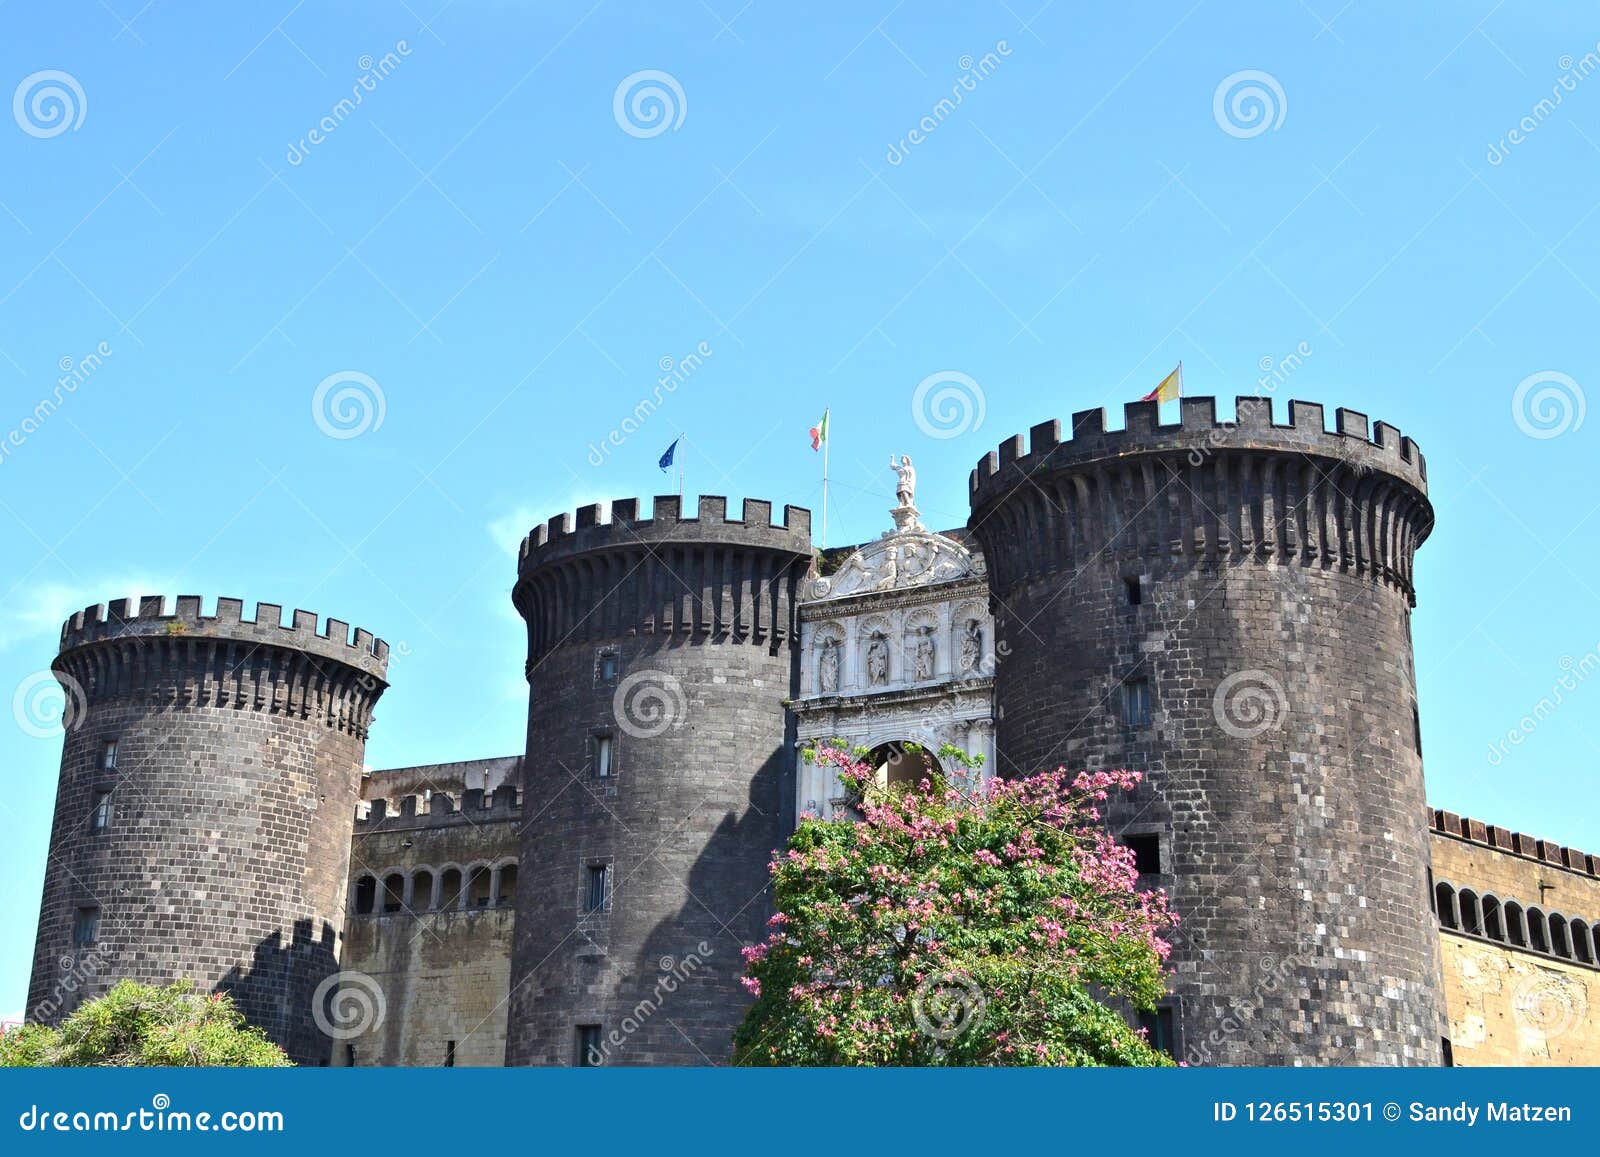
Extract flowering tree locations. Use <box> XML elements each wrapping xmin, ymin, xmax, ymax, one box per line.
<box><xmin>733</xmin><ymin>744</ymin><xmax>1176</xmax><ymax>1066</ymax></box>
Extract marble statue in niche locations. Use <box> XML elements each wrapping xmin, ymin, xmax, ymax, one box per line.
<box><xmin>866</xmin><ymin>634</ymin><xmax>889</xmax><ymax>686</ymax></box>
<box><xmin>818</xmin><ymin>637</ymin><xmax>840</xmax><ymax>693</ymax></box>
<box><xmin>960</xmin><ymin>619</ymin><xmax>982</xmax><ymax>672</ymax></box>
<box><xmin>913</xmin><ymin>627</ymin><xmax>935</xmax><ymax>681</ymax></box>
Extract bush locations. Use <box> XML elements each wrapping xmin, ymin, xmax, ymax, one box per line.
<box><xmin>0</xmin><ymin>980</ymin><xmax>292</xmax><ymax>1067</ymax></box>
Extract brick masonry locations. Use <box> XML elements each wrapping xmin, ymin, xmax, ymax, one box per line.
<box><xmin>968</xmin><ymin>397</ymin><xmax>1443</xmax><ymax>1066</ymax></box>
<box><xmin>25</xmin><ymin>596</ymin><xmax>387</xmax><ymax>1065</ymax></box>
<box><xmin>505</xmin><ymin>496</ymin><xmax>812</xmax><ymax>1066</ymax></box>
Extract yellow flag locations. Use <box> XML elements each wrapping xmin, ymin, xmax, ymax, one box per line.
<box><xmin>1141</xmin><ymin>363</ymin><xmax>1182</xmax><ymax>404</ymax></box>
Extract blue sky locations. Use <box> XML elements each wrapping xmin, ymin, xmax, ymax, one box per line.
<box><xmin>3</xmin><ymin>1</ymin><xmax>1599</xmax><ymax>1014</ymax></box>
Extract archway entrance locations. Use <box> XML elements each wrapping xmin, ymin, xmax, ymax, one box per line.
<box><xmin>868</xmin><ymin>741</ymin><xmax>943</xmax><ymax>794</ymax></box>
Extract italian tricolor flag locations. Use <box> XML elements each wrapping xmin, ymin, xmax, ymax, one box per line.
<box><xmin>809</xmin><ymin>409</ymin><xmax>829</xmax><ymax>451</ymax></box>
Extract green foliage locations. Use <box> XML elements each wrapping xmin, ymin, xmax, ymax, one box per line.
<box><xmin>734</xmin><ymin>745</ymin><xmax>1176</xmax><ymax>1067</ymax></box>
<box><xmin>0</xmin><ymin>980</ymin><xmax>292</xmax><ymax>1068</ymax></box>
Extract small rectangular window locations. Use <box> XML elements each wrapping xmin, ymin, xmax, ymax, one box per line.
<box><xmin>444</xmin><ymin>1040</ymin><xmax>456</xmax><ymax>1067</ymax></box>
<box><xmin>1124</xmin><ymin>576</ymin><xmax>1143</xmax><ymax>606</ymax></box>
<box><xmin>101</xmin><ymin>740</ymin><xmax>118</xmax><ymax>770</ymax></box>
<box><xmin>1125</xmin><ymin>833</ymin><xmax>1162</xmax><ymax>876</ymax></box>
<box><xmin>1122</xmin><ymin>678</ymin><xmax>1152</xmax><ymax>727</ymax></box>
<box><xmin>596</xmin><ymin>734</ymin><xmax>614</xmax><ymax>778</ymax></box>
<box><xmin>599</xmin><ymin>653</ymin><xmax>619</xmax><ymax>682</ymax></box>
<box><xmin>576</xmin><ymin>1025</ymin><xmax>602</xmax><ymax>1067</ymax></box>
<box><xmin>1413</xmin><ymin>703</ymin><xmax>1424</xmax><ymax>756</ymax></box>
<box><xmin>73</xmin><ymin>906</ymin><xmax>99</xmax><ymax>946</ymax></box>
<box><xmin>585</xmin><ymin>864</ymin><xmax>609</xmax><ymax>913</ymax></box>
<box><xmin>1138</xmin><ymin>1007</ymin><xmax>1175</xmax><ymax>1058</ymax></box>
<box><xmin>89</xmin><ymin>789</ymin><xmax>113</xmax><ymax>832</ymax></box>
<box><xmin>346</xmin><ymin>1043</ymin><xmax>357</xmax><ymax>1067</ymax></box>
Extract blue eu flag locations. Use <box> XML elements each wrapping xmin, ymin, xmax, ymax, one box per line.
<box><xmin>659</xmin><ymin>437</ymin><xmax>680</xmax><ymax>472</ymax></box>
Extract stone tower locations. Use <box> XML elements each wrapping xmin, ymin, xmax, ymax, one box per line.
<box><xmin>506</xmin><ymin>496</ymin><xmax>811</xmax><ymax>1065</ymax></box>
<box><xmin>967</xmin><ymin>396</ymin><xmax>1443</xmax><ymax>1066</ymax></box>
<box><xmin>26</xmin><ymin>595</ymin><xmax>388</xmax><ymax>1064</ymax></box>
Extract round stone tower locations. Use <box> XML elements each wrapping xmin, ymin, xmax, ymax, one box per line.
<box><xmin>967</xmin><ymin>395</ymin><xmax>1442</xmax><ymax>1066</ymax></box>
<box><xmin>506</xmin><ymin>495</ymin><xmax>812</xmax><ymax>1066</ymax></box>
<box><xmin>25</xmin><ymin>595</ymin><xmax>387</xmax><ymax>1064</ymax></box>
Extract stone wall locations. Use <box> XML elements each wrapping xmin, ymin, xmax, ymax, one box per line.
<box><xmin>1429</xmin><ymin>812</ymin><xmax>1600</xmax><ymax>1066</ymax></box>
<box><xmin>506</xmin><ymin>496</ymin><xmax>811</xmax><ymax>1066</ymax></box>
<box><xmin>26</xmin><ymin>596</ymin><xmax>386</xmax><ymax>1065</ymax></box>
<box><xmin>968</xmin><ymin>397</ymin><xmax>1443</xmax><ymax>1067</ymax></box>
<box><xmin>334</xmin><ymin>759</ymin><xmax>523</xmax><ymax>1067</ymax></box>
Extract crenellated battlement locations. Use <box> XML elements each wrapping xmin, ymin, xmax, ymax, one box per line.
<box><xmin>969</xmin><ymin>396</ymin><xmax>1434</xmax><ymax>603</ymax></box>
<box><xmin>60</xmin><ymin>594</ymin><xmax>388</xmax><ymax>678</ymax></box>
<box><xmin>513</xmin><ymin>496</ymin><xmax>815</xmax><ymax>661</ymax></box>
<box><xmin>1431</xmin><ymin>808</ymin><xmax>1600</xmax><ymax>879</ymax></box>
<box><xmin>53</xmin><ymin>595</ymin><xmax>388</xmax><ymax>736</ymax></box>
<box><xmin>971</xmin><ymin>396</ymin><xmax>1427</xmax><ymax>501</ymax></box>
<box><xmin>517</xmin><ymin>495</ymin><xmax>811</xmax><ymax>569</ymax></box>
<box><xmin>355</xmin><ymin>784</ymin><xmax>523</xmax><ymax>829</ymax></box>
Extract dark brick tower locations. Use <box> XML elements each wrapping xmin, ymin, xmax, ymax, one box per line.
<box><xmin>506</xmin><ymin>496</ymin><xmax>811</xmax><ymax>1065</ymax></box>
<box><xmin>967</xmin><ymin>396</ymin><xmax>1443</xmax><ymax>1066</ymax></box>
<box><xmin>26</xmin><ymin>595</ymin><xmax>387</xmax><ymax>1064</ymax></box>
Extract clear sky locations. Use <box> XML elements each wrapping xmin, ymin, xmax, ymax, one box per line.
<box><xmin>3</xmin><ymin>1</ymin><xmax>1599</xmax><ymax>1015</ymax></box>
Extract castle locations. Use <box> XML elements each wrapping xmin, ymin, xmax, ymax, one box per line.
<box><xmin>24</xmin><ymin>396</ymin><xmax>1599</xmax><ymax>1067</ymax></box>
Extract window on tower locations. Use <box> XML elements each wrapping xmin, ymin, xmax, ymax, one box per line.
<box><xmin>73</xmin><ymin>906</ymin><xmax>100</xmax><ymax>946</ymax></box>
<box><xmin>576</xmin><ymin>1025</ymin><xmax>602</xmax><ymax>1066</ymax></box>
<box><xmin>1124</xmin><ymin>832</ymin><xmax>1162</xmax><ymax>876</ymax></box>
<box><xmin>584</xmin><ymin>864</ymin><xmax>610</xmax><ymax>913</ymax></box>
<box><xmin>89</xmin><ymin>789</ymin><xmax>113</xmax><ymax>832</ymax></box>
<box><xmin>1121</xmin><ymin>678</ymin><xmax>1152</xmax><ymax>727</ymax></box>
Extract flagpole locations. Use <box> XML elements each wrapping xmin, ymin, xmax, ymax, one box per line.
<box><xmin>822</xmin><ymin>411</ymin><xmax>830</xmax><ymax>551</ymax></box>
<box><xmin>678</xmin><ymin>433</ymin><xmax>685</xmax><ymax>504</ymax></box>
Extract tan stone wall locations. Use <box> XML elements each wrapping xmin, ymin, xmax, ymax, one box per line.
<box><xmin>333</xmin><ymin>771</ymin><xmax>522</xmax><ymax>1067</ymax></box>
<box><xmin>1430</xmin><ymin>830</ymin><xmax>1600</xmax><ymax>1066</ymax></box>
<box><xmin>337</xmin><ymin>905</ymin><xmax>514</xmax><ymax>1067</ymax></box>
<box><xmin>1438</xmin><ymin>933</ymin><xmax>1597</xmax><ymax>1065</ymax></box>
<box><xmin>1430</xmin><ymin>833</ymin><xmax>1600</xmax><ymax>919</ymax></box>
